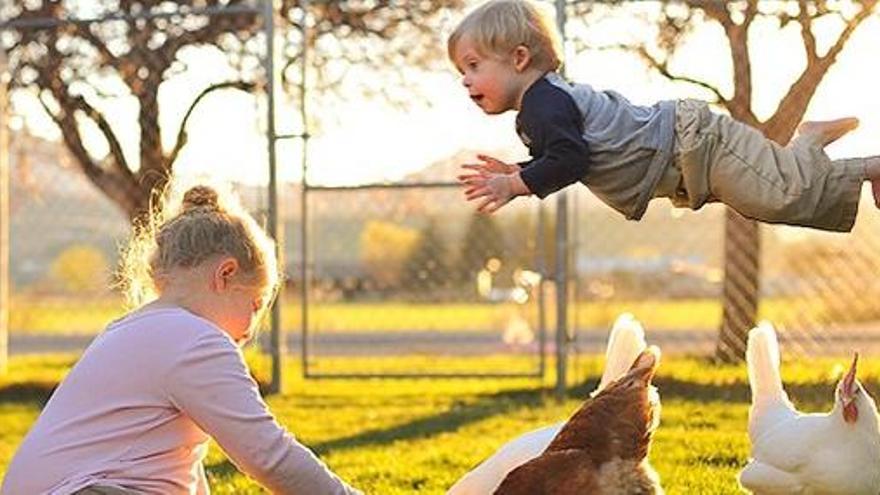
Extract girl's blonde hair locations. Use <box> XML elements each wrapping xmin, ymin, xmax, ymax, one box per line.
<box><xmin>119</xmin><ymin>183</ymin><xmax>279</xmax><ymax>310</ymax></box>
<box><xmin>447</xmin><ymin>0</ymin><xmax>562</xmax><ymax>72</ymax></box>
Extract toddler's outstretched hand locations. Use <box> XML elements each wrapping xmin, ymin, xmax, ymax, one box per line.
<box><xmin>458</xmin><ymin>154</ymin><xmax>530</xmax><ymax>214</ymax></box>
<box><xmin>463</xmin><ymin>173</ymin><xmax>514</xmax><ymax>213</ymax></box>
<box><xmin>458</xmin><ymin>154</ymin><xmax>519</xmax><ymax>177</ymax></box>
<box><xmin>460</xmin><ymin>172</ymin><xmax>530</xmax><ymax>214</ymax></box>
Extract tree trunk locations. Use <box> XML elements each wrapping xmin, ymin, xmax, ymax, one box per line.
<box><xmin>715</xmin><ymin>209</ymin><xmax>760</xmax><ymax>362</ymax></box>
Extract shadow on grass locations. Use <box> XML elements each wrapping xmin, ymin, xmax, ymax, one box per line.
<box><xmin>650</xmin><ymin>376</ymin><xmax>880</xmax><ymax>409</ymax></box>
<box><xmin>311</xmin><ymin>386</ymin><xmax>552</xmax><ymax>455</ymax></box>
<box><xmin>206</xmin><ymin>384</ymin><xmax>558</xmax><ymax>476</ymax></box>
<box><xmin>301</xmin><ymin>373</ymin><xmax>880</xmax><ymax>457</ymax></box>
<box><xmin>211</xmin><ymin>372</ymin><xmax>880</xmax><ymax>469</ymax></box>
<box><xmin>0</xmin><ymin>381</ymin><xmax>57</xmax><ymax>406</ymax></box>
<box><xmin>12</xmin><ymin>365</ymin><xmax>879</xmax><ymax>480</ymax></box>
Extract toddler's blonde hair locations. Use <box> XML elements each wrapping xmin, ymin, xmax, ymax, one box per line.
<box><xmin>447</xmin><ymin>0</ymin><xmax>562</xmax><ymax>72</ymax></box>
<box><xmin>119</xmin><ymin>183</ymin><xmax>279</xmax><ymax>311</ymax></box>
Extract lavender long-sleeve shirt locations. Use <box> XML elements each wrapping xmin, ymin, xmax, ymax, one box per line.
<box><xmin>1</xmin><ymin>308</ymin><xmax>360</xmax><ymax>495</ymax></box>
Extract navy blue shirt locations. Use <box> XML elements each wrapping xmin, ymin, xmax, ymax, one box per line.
<box><xmin>516</xmin><ymin>77</ymin><xmax>590</xmax><ymax>199</ymax></box>
<box><xmin>513</xmin><ymin>73</ymin><xmax>676</xmax><ymax>220</ymax></box>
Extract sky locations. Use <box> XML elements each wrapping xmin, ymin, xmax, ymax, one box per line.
<box><xmin>8</xmin><ymin>3</ymin><xmax>880</xmax><ymax>189</ymax></box>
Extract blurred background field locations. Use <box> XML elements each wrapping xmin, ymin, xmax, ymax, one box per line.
<box><xmin>8</xmin><ymin>297</ymin><xmax>831</xmax><ymax>335</ymax></box>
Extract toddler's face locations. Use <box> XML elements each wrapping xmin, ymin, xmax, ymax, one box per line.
<box><xmin>452</xmin><ymin>36</ymin><xmax>521</xmax><ymax>115</ymax></box>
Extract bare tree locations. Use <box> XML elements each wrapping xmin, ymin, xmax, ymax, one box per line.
<box><xmin>278</xmin><ymin>0</ymin><xmax>464</xmax><ymax>109</ymax></box>
<box><xmin>568</xmin><ymin>0</ymin><xmax>878</xmax><ymax>361</ymax></box>
<box><xmin>1</xmin><ymin>1</ymin><xmax>262</xmax><ymax>219</ymax></box>
<box><xmin>0</xmin><ymin>0</ymin><xmax>462</xmax><ymax>220</ymax></box>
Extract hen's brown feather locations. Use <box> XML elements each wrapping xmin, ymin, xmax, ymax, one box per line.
<box><xmin>492</xmin><ymin>450</ymin><xmax>599</xmax><ymax>495</ymax></box>
<box><xmin>494</xmin><ymin>348</ymin><xmax>662</xmax><ymax>495</ymax></box>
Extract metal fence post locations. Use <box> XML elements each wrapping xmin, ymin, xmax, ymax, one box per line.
<box><xmin>264</xmin><ymin>0</ymin><xmax>286</xmax><ymax>394</ymax></box>
<box><xmin>0</xmin><ymin>48</ymin><xmax>9</xmax><ymax>375</ymax></box>
<box><xmin>553</xmin><ymin>0</ymin><xmax>569</xmax><ymax>400</ymax></box>
<box><xmin>298</xmin><ymin>0</ymin><xmax>311</xmax><ymax>380</ymax></box>
<box><xmin>265</xmin><ymin>0</ymin><xmax>310</xmax><ymax>382</ymax></box>
<box><xmin>536</xmin><ymin>203</ymin><xmax>547</xmax><ymax>379</ymax></box>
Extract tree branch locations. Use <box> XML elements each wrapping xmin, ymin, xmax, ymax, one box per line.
<box><xmin>821</xmin><ymin>0</ymin><xmax>878</xmax><ymax>63</ymax></box>
<box><xmin>706</xmin><ymin>0</ymin><xmax>754</xmax><ymax>120</ymax></box>
<box><xmin>167</xmin><ymin>80</ymin><xmax>256</xmax><ymax>167</ymax></box>
<box><xmin>798</xmin><ymin>0</ymin><xmax>818</xmax><ymax>62</ymax></box>
<box><xmin>69</xmin><ymin>94</ymin><xmax>134</xmax><ymax>183</ymax></box>
<box><xmin>764</xmin><ymin>0</ymin><xmax>878</xmax><ymax>139</ymax></box>
<box><xmin>684</xmin><ymin>0</ymin><xmax>734</xmax><ymax>29</ymax></box>
<box><xmin>37</xmin><ymin>89</ymin><xmax>141</xmax><ymax>213</ymax></box>
<box><xmin>37</xmin><ymin>90</ymin><xmax>100</xmax><ymax>181</ymax></box>
<box><xmin>625</xmin><ymin>44</ymin><xmax>728</xmax><ymax>105</ymax></box>
<box><xmin>72</xmin><ymin>22</ymin><xmax>119</xmax><ymax>69</ymax></box>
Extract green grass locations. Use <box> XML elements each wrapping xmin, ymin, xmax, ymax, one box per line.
<box><xmin>9</xmin><ymin>296</ymin><xmax>829</xmax><ymax>335</ymax></box>
<box><xmin>2</xmin><ymin>352</ymin><xmax>877</xmax><ymax>493</ymax></box>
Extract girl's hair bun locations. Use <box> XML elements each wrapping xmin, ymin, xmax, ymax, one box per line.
<box><xmin>181</xmin><ymin>185</ymin><xmax>221</xmax><ymax>212</ymax></box>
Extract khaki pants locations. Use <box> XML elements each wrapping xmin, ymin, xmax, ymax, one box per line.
<box><xmin>655</xmin><ymin>99</ymin><xmax>867</xmax><ymax>232</ymax></box>
<box><xmin>73</xmin><ymin>486</ymin><xmax>140</xmax><ymax>495</ymax></box>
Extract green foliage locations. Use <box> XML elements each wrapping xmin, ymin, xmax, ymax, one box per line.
<box><xmin>359</xmin><ymin>220</ymin><xmax>420</xmax><ymax>290</ymax></box>
<box><xmin>49</xmin><ymin>245</ymin><xmax>110</xmax><ymax>293</ymax></box>
<box><xmin>457</xmin><ymin>213</ymin><xmax>507</xmax><ymax>284</ymax></box>
<box><xmin>505</xmin><ymin>208</ymin><xmax>556</xmax><ymax>276</ymax></box>
<box><xmin>401</xmin><ymin>218</ymin><xmax>450</xmax><ymax>294</ymax></box>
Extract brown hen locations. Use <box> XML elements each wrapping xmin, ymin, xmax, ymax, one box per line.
<box><xmin>494</xmin><ymin>347</ymin><xmax>663</xmax><ymax>495</ymax></box>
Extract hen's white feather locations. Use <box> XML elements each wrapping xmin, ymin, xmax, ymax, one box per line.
<box><xmin>447</xmin><ymin>313</ymin><xmax>648</xmax><ymax>495</ymax></box>
<box><xmin>746</xmin><ymin>321</ymin><xmax>787</xmax><ymax>406</ymax></box>
<box><xmin>595</xmin><ymin>313</ymin><xmax>648</xmax><ymax>395</ymax></box>
<box><xmin>739</xmin><ymin>322</ymin><xmax>880</xmax><ymax>495</ymax></box>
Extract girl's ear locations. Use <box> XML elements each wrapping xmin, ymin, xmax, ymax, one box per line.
<box><xmin>214</xmin><ymin>257</ymin><xmax>240</xmax><ymax>291</ymax></box>
<box><xmin>513</xmin><ymin>45</ymin><xmax>532</xmax><ymax>72</ymax></box>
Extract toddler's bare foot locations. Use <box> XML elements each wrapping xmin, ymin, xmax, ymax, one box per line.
<box><xmin>873</xmin><ymin>179</ymin><xmax>880</xmax><ymax>209</ymax></box>
<box><xmin>798</xmin><ymin>117</ymin><xmax>860</xmax><ymax>146</ymax></box>
<box><xmin>868</xmin><ymin>158</ymin><xmax>880</xmax><ymax>208</ymax></box>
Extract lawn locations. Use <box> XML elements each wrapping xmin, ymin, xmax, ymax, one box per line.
<box><xmin>2</xmin><ymin>352</ymin><xmax>875</xmax><ymax>493</ymax></box>
<box><xmin>8</xmin><ymin>296</ymin><xmax>828</xmax><ymax>335</ymax></box>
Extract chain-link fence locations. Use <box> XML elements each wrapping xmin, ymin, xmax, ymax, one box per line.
<box><xmin>559</xmin><ymin>0</ymin><xmax>880</xmax><ymax>365</ymax></box>
<box><xmin>292</xmin><ymin>184</ymin><xmax>550</xmax><ymax>378</ymax></box>
<box><xmin>3</xmin><ymin>0</ymin><xmax>880</xmax><ymax>387</ymax></box>
<box><xmin>0</xmin><ymin>1</ymin><xmax>274</xmax><ymax>363</ymax></box>
<box><xmin>567</xmin><ymin>195</ymin><xmax>880</xmax><ymax>358</ymax></box>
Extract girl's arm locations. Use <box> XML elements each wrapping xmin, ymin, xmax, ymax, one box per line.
<box><xmin>165</xmin><ymin>332</ymin><xmax>361</xmax><ymax>495</ymax></box>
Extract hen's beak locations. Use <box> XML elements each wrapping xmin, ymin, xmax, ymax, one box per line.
<box><xmin>842</xmin><ymin>353</ymin><xmax>859</xmax><ymax>424</ymax></box>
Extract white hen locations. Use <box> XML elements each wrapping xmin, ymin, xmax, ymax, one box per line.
<box><xmin>447</xmin><ymin>313</ymin><xmax>648</xmax><ymax>495</ymax></box>
<box><xmin>740</xmin><ymin>322</ymin><xmax>880</xmax><ymax>495</ymax></box>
